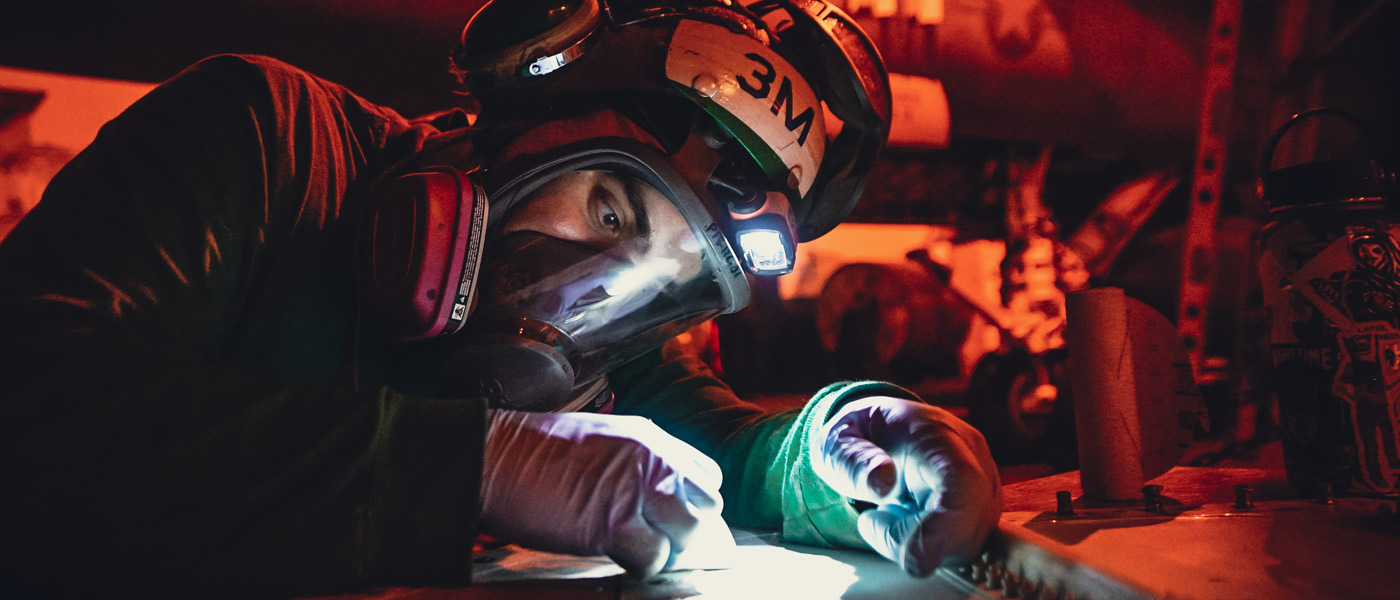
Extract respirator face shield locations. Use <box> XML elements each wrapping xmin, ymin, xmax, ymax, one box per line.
<box><xmin>442</xmin><ymin>142</ymin><xmax>752</xmax><ymax>412</ymax></box>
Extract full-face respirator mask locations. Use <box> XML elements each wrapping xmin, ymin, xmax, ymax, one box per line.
<box><xmin>362</xmin><ymin>141</ymin><xmax>759</xmax><ymax>412</ymax></box>
<box><xmin>358</xmin><ymin>0</ymin><xmax>891</xmax><ymax>413</ymax></box>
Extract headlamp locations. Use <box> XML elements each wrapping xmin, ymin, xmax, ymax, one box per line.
<box><xmin>720</xmin><ymin>185</ymin><xmax>797</xmax><ymax>276</ymax></box>
<box><xmin>735</xmin><ymin>214</ymin><xmax>795</xmax><ymax>275</ymax></box>
<box><xmin>705</xmin><ymin>152</ymin><xmax>798</xmax><ymax>276</ymax></box>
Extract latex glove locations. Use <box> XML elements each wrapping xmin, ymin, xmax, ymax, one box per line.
<box><xmin>813</xmin><ymin>396</ymin><xmax>1003</xmax><ymax>577</ymax></box>
<box><xmin>480</xmin><ymin>409</ymin><xmax>726</xmax><ymax>577</ymax></box>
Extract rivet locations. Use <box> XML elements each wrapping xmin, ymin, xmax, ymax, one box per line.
<box><xmin>1143</xmin><ymin>484</ymin><xmax>1165</xmax><ymax>513</ymax></box>
<box><xmin>1233</xmin><ymin>484</ymin><xmax>1254</xmax><ymax>510</ymax></box>
<box><xmin>987</xmin><ymin>564</ymin><xmax>1003</xmax><ymax>590</ymax></box>
<box><xmin>1055</xmin><ymin>490</ymin><xmax>1075</xmax><ymax>516</ymax></box>
<box><xmin>691</xmin><ymin>74</ymin><xmax>721</xmax><ymax>98</ymax></box>
<box><xmin>1317</xmin><ymin>483</ymin><xmax>1335</xmax><ymax>505</ymax></box>
<box><xmin>1003</xmin><ymin>571</ymin><xmax>1021</xmax><ymax>597</ymax></box>
<box><xmin>787</xmin><ymin>164</ymin><xmax>803</xmax><ymax>189</ymax></box>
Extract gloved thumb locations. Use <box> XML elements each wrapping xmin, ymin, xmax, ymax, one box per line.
<box><xmin>855</xmin><ymin>478</ymin><xmax>992</xmax><ymax>577</ymax></box>
<box><xmin>813</xmin><ymin>414</ymin><xmax>900</xmax><ymax>504</ymax></box>
<box><xmin>856</xmin><ymin>502</ymin><xmax>925</xmax><ymax>575</ymax></box>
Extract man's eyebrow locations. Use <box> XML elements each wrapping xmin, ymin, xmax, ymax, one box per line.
<box><xmin>621</xmin><ymin>175</ymin><xmax>651</xmax><ymax>237</ymax></box>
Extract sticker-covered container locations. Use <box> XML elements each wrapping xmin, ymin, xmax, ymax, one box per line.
<box><xmin>1257</xmin><ymin>108</ymin><xmax>1399</xmax><ymax>496</ymax></box>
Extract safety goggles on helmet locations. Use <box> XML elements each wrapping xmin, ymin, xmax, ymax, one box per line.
<box><xmin>439</xmin><ymin>139</ymin><xmax>751</xmax><ymax>411</ymax></box>
<box><xmin>451</xmin><ymin>0</ymin><xmax>892</xmax><ymax>242</ymax></box>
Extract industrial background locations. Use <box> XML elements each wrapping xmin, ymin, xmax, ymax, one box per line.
<box><xmin>3</xmin><ymin>0</ymin><xmax>1398</xmax><ymax>468</ymax></box>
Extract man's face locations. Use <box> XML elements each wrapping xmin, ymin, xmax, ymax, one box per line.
<box><xmin>502</xmin><ymin>169</ymin><xmax>704</xmax><ymax>282</ymax></box>
<box><xmin>503</xmin><ymin>171</ymin><xmax>647</xmax><ymax>250</ymax></box>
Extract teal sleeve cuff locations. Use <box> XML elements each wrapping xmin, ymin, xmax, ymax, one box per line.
<box><xmin>775</xmin><ymin>381</ymin><xmax>921</xmax><ymax>550</ymax></box>
<box><xmin>366</xmin><ymin>389</ymin><xmax>490</xmax><ymax>587</ymax></box>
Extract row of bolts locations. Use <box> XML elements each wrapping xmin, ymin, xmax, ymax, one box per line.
<box><xmin>964</xmin><ymin>484</ymin><xmax>1326</xmax><ymax>598</ymax></box>
<box><xmin>968</xmin><ymin>484</ymin><xmax>1400</xmax><ymax>598</ymax></box>
<box><xmin>1049</xmin><ymin>483</ymin><xmax>1347</xmax><ymax>517</ymax></box>
<box><xmin>961</xmin><ymin>559</ymin><xmax>1078</xmax><ymax>600</ymax></box>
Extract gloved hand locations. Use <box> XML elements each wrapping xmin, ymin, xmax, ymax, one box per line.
<box><xmin>812</xmin><ymin>396</ymin><xmax>1003</xmax><ymax>577</ymax></box>
<box><xmin>480</xmin><ymin>409</ymin><xmax>726</xmax><ymax>577</ymax></box>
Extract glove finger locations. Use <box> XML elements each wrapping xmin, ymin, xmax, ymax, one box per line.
<box><xmin>905</xmin><ymin>424</ymin><xmax>1001</xmax><ymax>518</ymax></box>
<box><xmin>682</xmin><ymin>474</ymin><xmax>722</xmax><ymax>512</ymax></box>
<box><xmin>856</xmin><ymin>503</ymin><xmax>924</xmax><ymax>574</ymax></box>
<box><xmin>631</xmin><ymin>420</ymin><xmax>725</xmax><ymax>492</ymax></box>
<box><xmin>645</xmin><ymin>444</ymin><xmax>725</xmax><ymax>516</ymax></box>
<box><xmin>606</xmin><ymin>515</ymin><xmax>672</xmax><ymax>578</ymax></box>
<box><xmin>815</xmin><ymin>419</ymin><xmax>899</xmax><ymax>503</ymax></box>
<box><xmin>640</xmin><ymin>470</ymin><xmax>724</xmax><ymax>557</ymax></box>
<box><xmin>659</xmin><ymin>440</ymin><xmax>724</xmax><ymax>494</ymax></box>
<box><xmin>899</xmin><ymin>440</ymin><xmax>1000</xmax><ymax>573</ymax></box>
<box><xmin>899</xmin><ymin>504</ymin><xmax>995</xmax><ymax>577</ymax></box>
<box><xmin>654</xmin><ymin>476</ymin><xmax>735</xmax><ymax>573</ymax></box>
<box><xmin>665</xmin><ymin>508</ymin><xmax>736</xmax><ymax>572</ymax></box>
<box><xmin>684</xmin><ymin>450</ymin><xmax>725</xmax><ymax>494</ymax></box>
<box><xmin>599</xmin><ymin>469</ymin><xmax>699</xmax><ymax>577</ymax></box>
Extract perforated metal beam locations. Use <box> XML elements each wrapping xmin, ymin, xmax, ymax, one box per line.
<box><xmin>1178</xmin><ymin>0</ymin><xmax>1244</xmax><ymax>380</ymax></box>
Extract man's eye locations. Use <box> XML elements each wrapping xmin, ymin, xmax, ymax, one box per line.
<box><xmin>599</xmin><ymin>203</ymin><xmax>621</xmax><ymax>233</ymax></box>
<box><xmin>591</xmin><ymin>177</ymin><xmax>629</xmax><ymax>235</ymax></box>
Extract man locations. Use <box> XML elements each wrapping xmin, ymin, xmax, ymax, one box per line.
<box><xmin>0</xmin><ymin>0</ymin><xmax>1002</xmax><ymax>596</ymax></box>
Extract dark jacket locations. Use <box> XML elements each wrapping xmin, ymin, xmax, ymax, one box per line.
<box><xmin>0</xmin><ymin>54</ymin><xmax>911</xmax><ymax>597</ymax></box>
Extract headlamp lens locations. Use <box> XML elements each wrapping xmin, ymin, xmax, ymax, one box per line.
<box><xmin>736</xmin><ymin>214</ymin><xmax>795</xmax><ymax>275</ymax></box>
<box><xmin>739</xmin><ymin>230</ymin><xmax>790</xmax><ymax>272</ymax></box>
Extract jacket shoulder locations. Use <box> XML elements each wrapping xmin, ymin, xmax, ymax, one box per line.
<box><xmin>182</xmin><ymin>54</ymin><xmax>329</xmax><ymax>89</ymax></box>
<box><xmin>154</xmin><ymin>54</ymin><xmax>412</xmax><ymax>153</ymax></box>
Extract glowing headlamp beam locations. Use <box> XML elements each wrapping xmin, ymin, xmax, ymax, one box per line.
<box><xmin>738</xmin><ymin>228</ymin><xmax>793</xmax><ymax>275</ymax></box>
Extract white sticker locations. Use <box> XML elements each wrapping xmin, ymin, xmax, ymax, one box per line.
<box><xmin>665</xmin><ymin>20</ymin><xmax>826</xmax><ymax>196</ymax></box>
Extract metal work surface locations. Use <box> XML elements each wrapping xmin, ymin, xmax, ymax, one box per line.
<box><xmin>314</xmin><ymin>465</ymin><xmax>1399</xmax><ymax>599</ymax></box>
<box><xmin>989</xmin><ymin>466</ymin><xmax>1400</xmax><ymax>600</ymax></box>
<box><xmin>318</xmin><ymin>528</ymin><xmax>980</xmax><ymax>600</ymax></box>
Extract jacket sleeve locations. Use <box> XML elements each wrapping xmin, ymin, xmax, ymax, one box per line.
<box><xmin>609</xmin><ymin>341</ymin><xmax>919</xmax><ymax>549</ymax></box>
<box><xmin>0</xmin><ymin>55</ymin><xmax>486</xmax><ymax>597</ymax></box>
